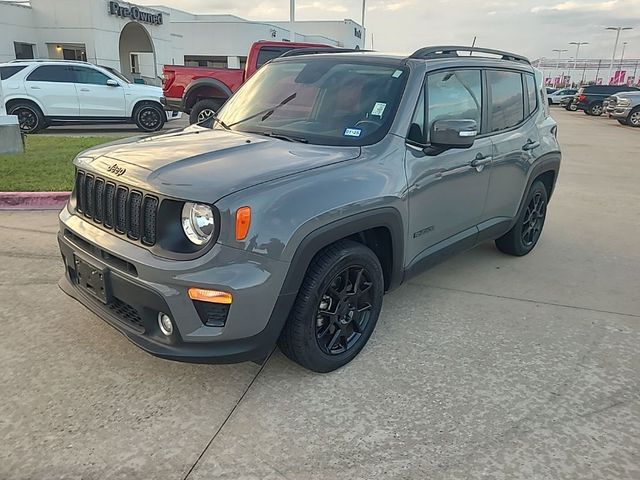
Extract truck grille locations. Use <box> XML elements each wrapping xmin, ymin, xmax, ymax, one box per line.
<box><xmin>75</xmin><ymin>171</ymin><xmax>159</xmax><ymax>246</ymax></box>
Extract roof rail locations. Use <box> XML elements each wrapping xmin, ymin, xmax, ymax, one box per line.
<box><xmin>7</xmin><ymin>58</ymin><xmax>91</xmax><ymax>65</ymax></box>
<box><xmin>409</xmin><ymin>46</ymin><xmax>530</xmax><ymax>64</ymax></box>
<box><xmin>280</xmin><ymin>47</ymin><xmax>371</xmax><ymax>58</ymax></box>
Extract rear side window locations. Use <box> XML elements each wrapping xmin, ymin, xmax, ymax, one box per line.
<box><xmin>488</xmin><ymin>70</ymin><xmax>524</xmax><ymax>132</ymax></box>
<box><xmin>256</xmin><ymin>47</ymin><xmax>293</xmax><ymax>68</ymax></box>
<box><xmin>0</xmin><ymin>65</ymin><xmax>26</xmax><ymax>80</ymax></box>
<box><xmin>427</xmin><ymin>69</ymin><xmax>482</xmax><ymax>136</ymax></box>
<box><xmin>26</xmin><ymin>65</ymin><xmax>74</xmax><ymax>83</ymax></box>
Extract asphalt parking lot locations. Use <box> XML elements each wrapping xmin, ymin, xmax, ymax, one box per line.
<box><xmin>1</xmin><ymin>108</ymin><xmax>639</xmax><ymax>479</ymax></box>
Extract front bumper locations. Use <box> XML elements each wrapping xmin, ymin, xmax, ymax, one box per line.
<box><xmin>611</xmin><ymin>106</ymin><xmax>633</xmax><ymax>119</ymax></box>
<box><xmin>160</xmin><ymin>96</ymin><xmax>184</xmax><ymax>113</ymax></box>
<box><xmin>57</xmin><ymin>207</ymin><xmax>295</xmax><ymax>364</ymax></box>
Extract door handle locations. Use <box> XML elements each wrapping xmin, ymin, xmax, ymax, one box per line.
<box><xmin>471</xmin><ymin>154</ymin><xmax>492</xmax><ymax>168</ymax></box>
<box><xmin>79</xmin><ymin>88</ymin><xmax>90</xmax><ymax>92</ymax></box>
<box><xmin>522</xmin><ymin>139</ymin><xmax>541</xmax><ymax>151</ymax></box>
<box><xmin>30</xmin><ymin>86</ymin><xmax>41</xmax><ymax>90</ymax></box>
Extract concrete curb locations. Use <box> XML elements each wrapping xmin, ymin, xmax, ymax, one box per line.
<box><xmin>0</xmin><ymin>191</ymin><xmax>70</xmax><ymax>210</ymax></box>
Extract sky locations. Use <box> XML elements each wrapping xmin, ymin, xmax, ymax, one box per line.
<box><xmin>134</xmin><ymin>0</ymin><xmax>640</xmax><ymax>61</ymax></box>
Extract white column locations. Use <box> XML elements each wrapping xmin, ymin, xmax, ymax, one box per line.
<box><xmin>0</xmin><ymin>78</ymin><xmax>6</xmax><ymax>115</ymax></box>
<box><xmin>289</xmin><ymin>0</ymin><xmax>295</xmax><ymax>42</ymax></box>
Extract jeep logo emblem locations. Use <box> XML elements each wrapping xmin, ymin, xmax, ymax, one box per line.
<box><xmin>107</xmin><ymin>164</ymin><xmax>126</xmax><ymax>176</ymax></box>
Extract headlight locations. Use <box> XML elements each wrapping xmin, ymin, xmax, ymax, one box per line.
<box><xmin>618</xmin><ymin>99</ymin><xmax>631</xmax><ymax>107</ymax></box>
<box><xmin>181</xmin><ymin>202</ymin><xmax>215</xmax><ymax>245</ymax></box>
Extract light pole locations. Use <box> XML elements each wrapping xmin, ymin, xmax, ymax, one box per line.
<box><xmin>606</xmin><ymin>26</ymin><xmax>632</xmax><ymax>84</ymax></box>
<box><xmin>569</xmin><ymin>41</ymin><xmax>588</xmax><ymax>87</ymax></box>
<box><xmin>289</xmin><ymin>0</ymin><xmax>295</xmax><ymax>42</ymax></box>
<box><xmin>552</xmin><ymin>48</ymin><xmax>568</xmax><ymax>86</ymax></box>
<box><xmin>361</xmin><ymin>0</ymin><xmax>366</xmax><ymax>49</ymax></box>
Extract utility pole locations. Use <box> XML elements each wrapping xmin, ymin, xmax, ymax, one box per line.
<box><xmin>361</xmin><ymin>0</ymin><xmax>366</xmax><ymax>49</ymax></box>
<box><xmin>619</xmin><ymin>41</ymin><xmax>628</xmax><ymax>70</ymax></box>
<box><xmin>595</xmin><ymin>59</ymin><xmax>602</xmax><ymax>84</ymax></box>
<box><xmin>289</xmin><ymin>0</ymin><xmax>295</xmax><ymax>42</ymax></box>
<box><xmin>569</xmin><ymin>41</ymin><xmax>588</xmax><ymax>87</ymax></box>
<box><xmin>606</xmin><ymin>26</ymin><xmax>632</xmax><ymax>84</ymax></box>
<box><xmin>552</xmin><ymin>48</ymin><xmax>568</xmax><ymax>86</ymax></box>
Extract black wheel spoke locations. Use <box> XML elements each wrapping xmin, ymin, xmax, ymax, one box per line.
<box><xmin>315</xmin><ymin>263</ymin><xmax>376</xmax><ymax>356</ymax></box>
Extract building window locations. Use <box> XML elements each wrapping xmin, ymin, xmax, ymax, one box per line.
<box><xmin>184</xmin><ymin>56</ymin><xmax>228</xmax><ymax>68</ymax></box>
<box><xmin>63</xmin><ymin>48</ymin><xmax>87</xmax><ymax>61</ymax></box>
<box><xmin>14</xmin><ymin>42</ymin><xmax>34</xmax><ymax>60</ymax></box>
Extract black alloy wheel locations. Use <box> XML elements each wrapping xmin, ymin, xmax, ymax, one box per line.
<box><xmin>137</xmin><ymin>106</ymin><xmax>163</xmax><ymax>131</ymax></box>
<box><xmin>10</xmin><ymin>105</ymin><xmax>42</xmax><ymax>133</ymax></box>
<box><xmin>521</xmin><ymin>190</ymin><xmax>546</xmax><ymax>247</ymax></box>
<box><xmin>315</xmin><ymin>265</ymin><xmax>374</xmax><ymax>355</ymax></box>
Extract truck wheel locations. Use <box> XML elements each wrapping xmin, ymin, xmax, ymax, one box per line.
<box><xmin>189</xmin><ymin>99</ymin><xmax>223</xmax><ymax>125</ymax></box>
<box><xmin>495</xmin><ymin>181</ymin><xmax>548</xmax><ymax>256</ymax></box>
<box><xmin>627</xmin><ymin>107</ymin><xmax>640</xmax><ymax>127</ymax></box>
<box><xmin>134</xmin><ymin>102</ymin><xmax>165</xmax><ymax>132</ymax></box>
<box><xmin>278</xmin><ymin>240</ymin><xmax>384</xmax><ymax>373</ymax></box>
<box><xmin>8</xmin><ymin>101</ymin><xmax>46</xmax><ymax>134</ymax></box>
<box><xmin>588</xmin><ymin>102</ymin><xmax>603</xmax><ymax>116</ymax></box>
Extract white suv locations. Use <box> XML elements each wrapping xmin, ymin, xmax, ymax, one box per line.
<box><xmin>0</xmin><ymin>60</ymin><xmax>181</xmax><ymax>133</ymax></box>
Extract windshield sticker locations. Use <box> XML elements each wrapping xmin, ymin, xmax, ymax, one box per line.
<box><xmin>392</xmin><ymin>69</ymin><xmax>403</xmax><ymax>78</ymax></box>
<box><xmin>371</xmin><ymin>102</ymin><xmax>386</xmax><ymax>117</ymax></box>
<box><xmin>344</xmin><ymin>128</ymin><xmax>362</xmax><ymax>137</ymax></box>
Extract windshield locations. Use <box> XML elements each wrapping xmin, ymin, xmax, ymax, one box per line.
<box><xmin>215</xmin><ymin>57</ymin><xmax>408</xmax><ymax>146</ymax></box>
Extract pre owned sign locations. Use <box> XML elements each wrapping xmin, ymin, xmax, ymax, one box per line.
<box><xmin>108</xmin><ymin>1</ymin><xmax>163</xmax><ymax>25</ymax></box>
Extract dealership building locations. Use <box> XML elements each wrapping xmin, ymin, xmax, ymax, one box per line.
<box><xmin>0</xmin><ymin>0</ymin><xmax>365</xmax><ymax>84</ymax></box>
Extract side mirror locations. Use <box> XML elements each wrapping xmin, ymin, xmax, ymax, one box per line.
<box><xmin>430</xmin><ymin>119</ymin><xmax>478</xmax><ymax>149</ymax></box>
<box><xmin>106</xmin><ymin>79</ymin><xmax>119</xmax><ymax>87</ymax></box>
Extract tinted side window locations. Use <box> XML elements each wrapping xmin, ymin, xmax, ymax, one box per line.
<box><xmin>0</xmin><ymin>65</ymin><xmax>26</xmax><ymax>80</ymax></box>
<box><xmin>72</xmin><ymin>66</ymin><xmax>111</xmax><ymax>85</ymax></box>
<box><xmin>488</xmin><ymin>70</ymin><xmax>524</xmax><ymax>132</ymax></box>
<box><xmin>26</xmin><ymin>65</ymin><xmax>73</xmax><ymax>83</ymax></box>
<box><xmin>256</xmin><ymin>47</ymin><xmax>292</xmax><ymax>68</ymax></box>
<box><xmin>427</xmin><ymin>69</ymin><xmax>482</xmax><ymax>137</ymax></box>
<box><xmin>525</xmin><ymin>74</ymin><xmax>537</xmax><ymax>114</ymax></box>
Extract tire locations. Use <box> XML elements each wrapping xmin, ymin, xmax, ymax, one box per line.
<box><xmin>189</xmin><ymin>98</ymin><xmax>224</xmax><ymax>125</ymax></box>
<box><xmin>8</xmin><ymin>101</ymin><xmax>46</xmax><ymax>134</ymax></box>
<box><xmin>278</xmin><ymin>240</ymin><xmax>384</xmax><ymax>373</ymax></box>
<box><xmin>134</xmin><ymin>102</ymin><xmax>165</xmax><ymax>132</ymax></box>
<box><xmin>617</xmin><ymin>118</ymin><xmax>628</xmax><ymax>126</ymax></box>
<box><xmin>568</xmin><ymin>103</ymin><xmax>578</xmax><ymax>111</ymax></box>
<box><xmin>627</xmin><ymin>107</ymin><xmax>640</xmax><ymax>127</ymax></box>
<box><xmin>495</xmin><ymin>181</ymin><xmax>548</xmax><ymax>257</ymax></box>
<box><xmin>588</xmin><ymin>102</ymin><xmax>604</xmax><ymax>116</ymax></box>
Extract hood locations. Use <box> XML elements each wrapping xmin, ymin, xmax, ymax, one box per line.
<box><xmin>75</xmin><ymin>128</ymin><xmax>361</xmax><ymax>203</ymax></box>
<box><xmin>126</xmin><ymin>83</ymin><xmax>163</xmax><ymax>96</ymax></box>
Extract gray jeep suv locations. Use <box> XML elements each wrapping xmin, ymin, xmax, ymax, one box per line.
<box><xmin>58</xmin><ymin>46</ymin><xmax>561</xmax><ymax>372</ymax></box>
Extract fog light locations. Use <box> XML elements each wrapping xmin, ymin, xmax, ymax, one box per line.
<box><xmin>158</xmin><ymin>312</ymin><xmax>173</xmax><ymax>336</ymax></box>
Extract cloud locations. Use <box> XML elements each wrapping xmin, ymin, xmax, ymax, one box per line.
<box><xmin>531</xmin><ymin>1</ymin><xmax>619</xmax><ymax>13</ymax></box>
<box><xmin>297</xmin><ymin>2</ymin><xmax>348</xmax><ymax>13</ymax></box>
<box><xmin>368</xmin><ymin>1</ymin><xmax>414</xmax><ymax>12</ymax></box>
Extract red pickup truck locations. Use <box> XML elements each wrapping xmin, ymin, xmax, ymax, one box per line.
<box><xmin>161</xmin><ymin>40</ymin><xmax>329</xmax><ymax>124</ymax></box>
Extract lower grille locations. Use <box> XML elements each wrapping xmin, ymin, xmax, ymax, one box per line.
<box><xmin>108</xmin><ymin>297</ymin><xmax>145</xmax><ymax>333</ymax></box>
<box><xmin>75</xmin><ymin>171</ymin><xmax>159</xmax><ymax>246</ymax></box>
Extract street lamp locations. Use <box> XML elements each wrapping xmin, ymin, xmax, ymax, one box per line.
<box><xmin>552</xmin><ymin>48</ymin><xmax>568</xmax><ymax>86</ymax></box>
<box><xmin>606</xmin><ymin>26</ymin><xmax>632</xmax><ymax>84</ymax></box>
<box><xmin>569</xmin><ymin>41</ymin><xmax>588</xmax><ymax>87</ymax></box>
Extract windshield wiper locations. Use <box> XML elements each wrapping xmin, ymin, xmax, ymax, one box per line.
<box><xmin>197</xmin><ymin>113</ymin><xmax>230</xmax><ymax>130</ymax></box>
<box><xmin>260</xmin><ymin>131</ymin><xmax>308</xmax><ymax>143</ymax></box>
<box><xmin>227</xmin><ymin>93</ymin><xmax>297</xmax><ymax>128</ymax></box>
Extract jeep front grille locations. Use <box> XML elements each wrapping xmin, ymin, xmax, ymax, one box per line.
<box><xmin>75</xmin><ymin>171</ymin><xmax>159</xmax><ymax>246</ymax></box>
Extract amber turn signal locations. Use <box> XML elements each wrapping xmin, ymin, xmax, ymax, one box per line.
<box><xmin>235</xmin><ymin>206</ymin><xmax>251</xmax><ymax>241</ymax></box>
<box><xmin>188</xmin><ymin>288</ymin><xmax>233</xmax><ymax>304</ymax></box>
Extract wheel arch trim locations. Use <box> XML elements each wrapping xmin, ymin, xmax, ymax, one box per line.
<box><xmin>281</xmin><ymin>207</ymin><xmax>405</xmax><ymax>298</ymax></box>
<box><xmin>183</xmin><ymin>79</ymin><xmax>232</xmax><ymax>110</ymax></box>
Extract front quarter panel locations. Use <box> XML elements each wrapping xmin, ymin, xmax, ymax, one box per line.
<box><xmin>214</xmin><ymin>136</ymin><xmax>409</xmax><ymax>267</ymax></box>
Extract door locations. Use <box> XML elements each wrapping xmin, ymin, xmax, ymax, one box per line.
<box><xmin>483</xmin><ymin>70</ymin><xmax>540</xmax><ymax>221</ymax></box>
<box><xmin>24</xmin><ymin>65</ymin><xmax>79</xmax><ymax>116</ymax></box>
<box><xmin>405</xmin><ymin>69</ymin><xmax>492</xmax><ymax>262</ymax></box>
<box><xmin>70</xmin><ymin>66</ymin><xmax>127</xmax><ymax>118</ymax></box>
